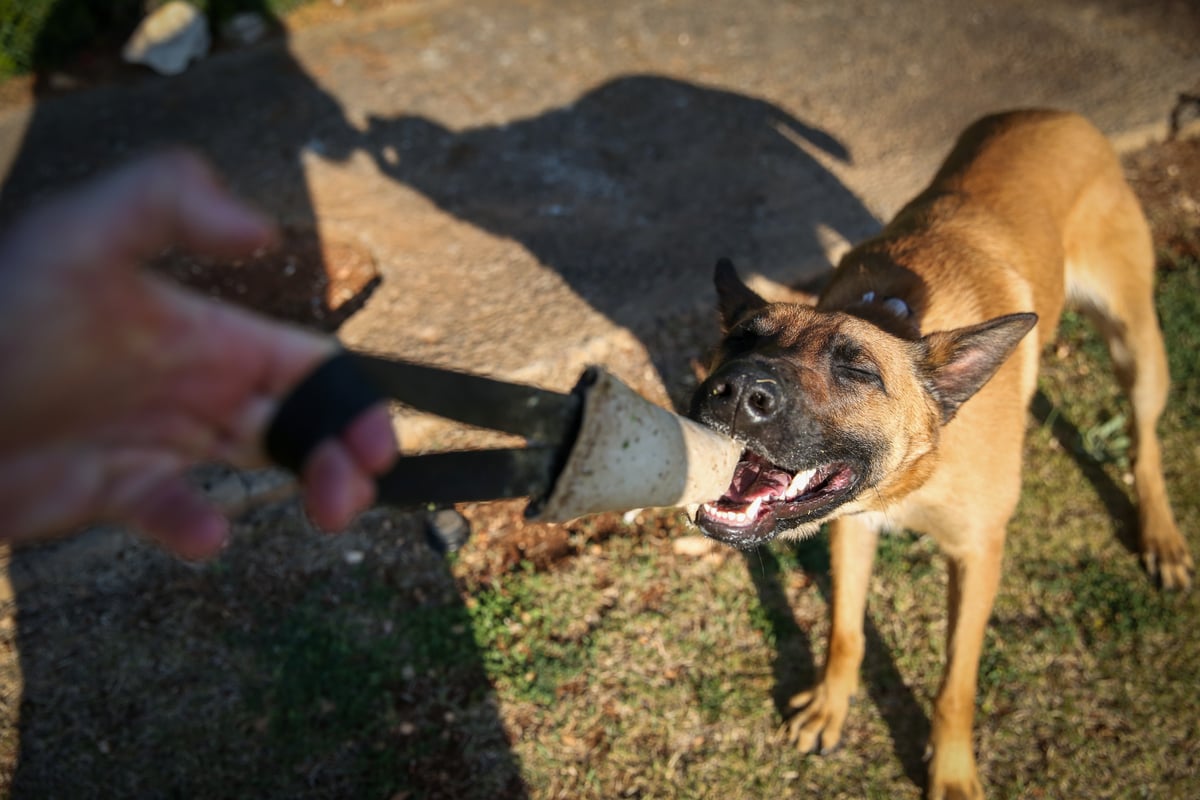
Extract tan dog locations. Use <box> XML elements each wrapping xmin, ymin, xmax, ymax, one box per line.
<box><xmin>688</xmin><ymin>109</ymin><xmax>1193</xmax><ymax>799</ymax></box>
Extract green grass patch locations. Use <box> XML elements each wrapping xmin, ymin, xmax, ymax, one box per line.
<box><xmin>466</xmin><ymin>563</ymin><xmax>599</xmax><ymax>706</ymax></box>
<box><xmin>0</xmin><ymin>0</ymin><xmax>318</xmax><ymax>79</ymax></box>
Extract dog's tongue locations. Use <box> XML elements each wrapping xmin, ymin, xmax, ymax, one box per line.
<box><xmin>724</xmin><ymin>454</ymin><xmax>791</xmax><ymax>504</ymax></box>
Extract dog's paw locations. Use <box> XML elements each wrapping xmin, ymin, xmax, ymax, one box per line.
<box><xmin>1141</xmin><ymin>524</ymin><xmax>1194</xmax><ymax>592</ymax></box>
<box><xmin>927</xmin><ymin>779</ymin><xmax>985</xmax><ymax>800</ymax></box>
<box><xmin>925</xmin><ymin>740</ymin><xmax>985</xmax><ymax>800</ymax></box>
<box><xmin>781</xmin><ymin>683</ymin><xmax>851</xmax><ymax>755</ymax></box>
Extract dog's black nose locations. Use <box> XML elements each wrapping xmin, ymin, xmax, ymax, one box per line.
<box><xmin>694</xmin><ymin>362</ymin><xmax>786</xmax><ymax>431</ymax></box>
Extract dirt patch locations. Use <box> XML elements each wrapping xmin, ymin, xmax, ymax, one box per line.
<box><xmin>453</xmin><ymin>501</ymin><xmax>688</xmax><ymax>591</ymax></box>
<box><xmin>1124</xmin><ymin>135</ymin><xmax>1200</xmax><ymax>262</ymax></box>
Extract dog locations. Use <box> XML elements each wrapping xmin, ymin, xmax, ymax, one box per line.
<box><xmin>688</xmin><ymin>109</ymin><xmax>1193</xmax><ymax>799</ymax></box>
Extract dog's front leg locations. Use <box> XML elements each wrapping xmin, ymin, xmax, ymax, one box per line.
<box><xmin>785</xmin><ymin>515</ymin><xmax>878</xmax><ymax>753</ymax></box>
<box><xmin>927</xmin><ymin>533</ymin><xmax>1004</xmax><ymax>800</ymax></box>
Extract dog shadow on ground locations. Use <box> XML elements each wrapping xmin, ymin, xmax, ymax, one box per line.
<box><xmin>363</xmin><ymin>74</ymin><xmax>881</xmax><ymax>388</ymax></box>
<box><xmin>742</xmin><ymin>542</ymin><xmax>932</xmax><ymax>790</ymax></box>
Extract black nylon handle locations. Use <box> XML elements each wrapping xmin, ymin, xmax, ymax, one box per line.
<box><xmin>374</xmin><ymin>447</ymin><xmax>561</xmax><ymax>508</ymax></box>
<box><xmin>265</xmin><ymin>352</ymin><xmax>384</xmax><ymax>474</ymax></box>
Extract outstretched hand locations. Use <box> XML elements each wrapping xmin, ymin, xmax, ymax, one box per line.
<box><xmin>0</xmin><ymin>152</ymin><xmax>397</xmax><ymax>559</ymax></box>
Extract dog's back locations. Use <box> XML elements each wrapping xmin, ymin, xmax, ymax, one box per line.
<box><xmin>825</xmin><ymin>111</ymin><xmax>1140</xmax><ymax>349</ymax></box>
<box><xmin>826</xmin><ymin>107</ymin><xmax>1188</xmax><ymax>583</ymax></box>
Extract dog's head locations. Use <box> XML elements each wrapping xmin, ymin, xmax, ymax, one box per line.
<box><xmin>688</xmin><ymin>259</ymin><xmax>1036</xmax><ymax>547</ymax></box>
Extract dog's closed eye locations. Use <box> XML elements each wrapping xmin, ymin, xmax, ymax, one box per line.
<box><xmin>834</xmin><ymin>362</ymin><xmax>885</xmax><ymax>391</ymax></box>
<box><xmin>831</xmin><ymin>339</ymin><xmax>885</xmax><ymax>391</ymax></box>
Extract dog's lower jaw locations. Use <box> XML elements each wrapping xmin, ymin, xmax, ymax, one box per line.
<box><xmin>694</xmin><ymin>499</ymin><xmax>847</xmax><ymax>548</ymax></box>
<box><xmin>693</xmin><ymin>502</ymin><xmax>861</xmax><ymax>548</ymax></box>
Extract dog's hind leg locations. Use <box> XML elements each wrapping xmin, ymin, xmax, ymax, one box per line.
<box><xmin>1065</xmin><ymin>177</ymin><xmax>1194</xmax><ymax>590</ymax></box>
<box><xmin>783</xmin><ymin>515</ymin><xmax>878</xmax><ymax>754</ymax></box>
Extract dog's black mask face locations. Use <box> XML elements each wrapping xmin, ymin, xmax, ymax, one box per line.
<box><xmin>689</xmin><ymin>300</ymin><xmax>897</xmax><ymax>548</ymax></box>
<box><xmin>688</xmin><ymin>260</ymin><xmax>1037</xmax><ymax>548</ymax></box>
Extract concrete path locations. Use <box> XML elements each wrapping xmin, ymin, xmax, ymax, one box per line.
<box><xmin>1</xmin><ymin>0</ymin><xmax>1196</xmax><ymax>435</ymax></box>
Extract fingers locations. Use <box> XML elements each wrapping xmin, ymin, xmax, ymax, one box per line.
<box><xmin>301</xmin><ymin>438</ymin><xmax>377</xmax><ymax>531</ymax></box>
<box><xmin>341</xmin><ymin>405</ymin><xmax>399</xmax><ymax>474</ymax></box>
<box><xmin>126</xmin><ymin>406</ymin><xmax>391</xmax><ymax>554</ymax></box>
<box><xmin>304</xmin><ymin>405</ymin><xmax>397</xmax><ymax>530</ymax></box>
<box><xmin>165</xmin><ymin>292</ymin><xmax>397</xmax><ymax>531</ymax></box>
<box><xmin>299</xmin><ymin>405</ymin><xmax>397</xmax><ymax>530</ymax></box>
<box><xmin>130</xmin><ymin>475</ymin><xmax>230</xmax><ymax>561</ymax></box>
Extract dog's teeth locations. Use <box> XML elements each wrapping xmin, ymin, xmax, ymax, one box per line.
<box><xmin>786</xmin><ymin>468</ymin><xmax>817</xmax><ymax>499</ymax></box>
<box><xmin>704</xmin><ymin>500</ymin><xmax>765</xmax><ymax>526</ymax></box>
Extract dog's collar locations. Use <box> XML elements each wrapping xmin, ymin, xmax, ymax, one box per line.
<box><xmin>861</xmin><ymin>291</ymin><xmax>912</xmax><ymax>318</ymax></box>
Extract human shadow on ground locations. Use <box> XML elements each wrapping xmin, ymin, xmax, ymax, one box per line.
<box><xmin>363</xmin><ymin>74</ymin><xmax>880</xmax><ymax>383</ymax></box>
<box><xmin>742</xmin><ymin>541</ymin><xmax>931</xmax><ymax>791</ymax></box>
<box><xmin>6</xmin><ymin>511</ymin><xmax>529</xmax><ymax>800</ymax></box>
<box><xmin>1</xmin><ymin>3</ymin><xmax>520</xmax><ymax>798</ymax></box>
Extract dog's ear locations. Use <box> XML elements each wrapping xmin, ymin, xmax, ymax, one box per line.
<box><xmin>714</xmin><ymin>258</ymin><xmax>768</xmax><ymax>331</ymax></box>
<box><xmin>918</xmin><ymin>312</ymin><xmax>1038</xmax><ymax>423</ymax></box>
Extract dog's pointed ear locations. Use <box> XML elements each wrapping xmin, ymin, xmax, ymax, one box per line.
<box><xmin>918</xmin><ymin>312</ymin><xmax>1038</xmax><ymax>423</ymax></box>
<box><xmin>715</xmin><ymin>258</ymin><xmax>768</xmax><ymax>331</ymax></box>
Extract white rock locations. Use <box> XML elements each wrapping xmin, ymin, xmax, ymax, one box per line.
<box><xmin>122</xmin><ymin>1</ymin><xmax>210</xmax><ymax>76</ymax></box>
<box><xmin>201</xmin><ymin>470</ymin><xmax>248</xmax><ymax>509</ymax></box>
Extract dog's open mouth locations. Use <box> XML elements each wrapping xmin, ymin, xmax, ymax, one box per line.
<box><xmin>695</xmin><ymin>451</ymin><xmax>858</xmax><ymax>547</ymax></box>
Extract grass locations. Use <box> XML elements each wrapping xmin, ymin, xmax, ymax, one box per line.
<box><xmin>1</xmin><ymin>145</ymin><xmax>1197</xmax><ymax>798</ymax></box>
<box><xmin>0</xmin><ymin>0</ymin><xmax>318</xmax><ymax>79</ymax></box>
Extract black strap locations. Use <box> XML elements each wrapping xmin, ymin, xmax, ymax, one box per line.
<box><xmin>353</xmin><ymin>354</ymin><xmax>581</xmax><ymax>444</ymax></box>
<box><xmin>265</xmin><ymin>352</ymin><xmax>385</xmax><ymax>474</ymax></box>
<box><xmin>374</xmin><ymin>447</ymin><xmax>561</xmax><ymax>509</ymax></box>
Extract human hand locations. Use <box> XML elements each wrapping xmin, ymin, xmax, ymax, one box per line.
<box><xmin>0</xmin><ymin>152</ymin><xmax>397</xmax><ymax>559</ymax></box>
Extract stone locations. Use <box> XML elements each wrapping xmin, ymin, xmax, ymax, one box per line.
<box><xmin>425</xmin><ymin>509</ymin><xmax>471</xmax><ymax>554</ymax></box>
<box><xmin>122</xmin><ymin>1</ymin><xmax>210</xmax><ymax>76</ymax></box>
